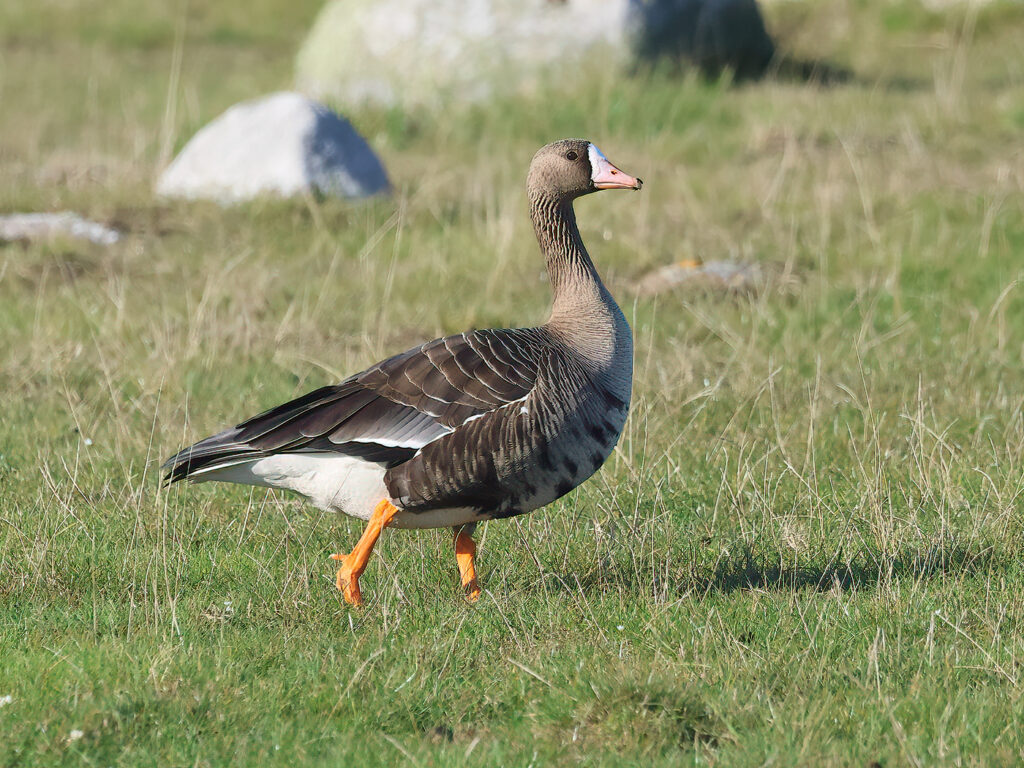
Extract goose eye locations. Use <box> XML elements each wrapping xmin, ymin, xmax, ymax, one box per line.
<box><xmin>565</xmin><ymin>150</ymin><xmax>578</xmax><ymax>161</ymax></box>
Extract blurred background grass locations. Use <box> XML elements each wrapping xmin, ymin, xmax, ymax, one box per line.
<box><xmin>2</xmin><ymin>0</ymin><xmax>1024</xmax><ymax>765</ymax></box>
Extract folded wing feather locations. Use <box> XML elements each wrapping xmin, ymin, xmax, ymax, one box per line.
<box><xmin>162</xmin><ymin>328</ymin><xmax>546</xmax><ymax>484</ymax></box>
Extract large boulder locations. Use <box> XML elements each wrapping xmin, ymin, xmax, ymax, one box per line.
<box><xmin>628</xmin><ymin>0</ymin><xmax>775</xmax><ymax>80</ymax></box>
<box><xmin>157</xmin><ymin>92</ymin><xmax>390</xmax><ymax>204</ymax></box>
<box><xmin>294</xmin><ymin>0</ymin><xmax>777</xmax><ymax>110</ymax></box>
<box><xmin>295</xmin><ymin>0</ymin><xmax>628</xmax><ymax>109</ymax></box>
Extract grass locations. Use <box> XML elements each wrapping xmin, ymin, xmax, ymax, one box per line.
<box><xmin>2</xmin><ymin>0</ymin><xmax>1024</xmax><ymax>764</ymax></box>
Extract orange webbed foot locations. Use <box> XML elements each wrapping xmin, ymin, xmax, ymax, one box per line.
<box><xmin>463</xmin><ymin>578</ymin><xmax>482</xmax><ymax>603</ymax></box>
<box><xmin>330</xmin><ymin>552</ymin><xmax>363</xmax><ymax>606</ymax></box>
<box><xmin>330</xmin><ymin>499</ymin><xmax>399</xmax><ymax>607</ymax></box>
<box><xmin>454</xmin><ymin>527</ymin><xmax>482</xmax><ymax>603</ymax></box>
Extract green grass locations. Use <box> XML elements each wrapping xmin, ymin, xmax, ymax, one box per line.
<box><xmin>3</xmin><ymin>0</ymin><xmax>1024</xmax><ymax>765</ymax></box>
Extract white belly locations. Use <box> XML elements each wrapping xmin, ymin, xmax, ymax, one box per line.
<box><xmin>188</xmin><ymin>453</ymin><xmax>478</xmax><ymax>529</ymax></box>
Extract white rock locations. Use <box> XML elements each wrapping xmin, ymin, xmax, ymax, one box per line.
<box><xmin>156</xmin><ymin>92</ymin><xmax>389</xmax><ymax>204</ymax></box>
<box><xmin>296</xmin><ymin>0</ymin><xmax>629</xmax><ymax>109</ymax></box>
<box><xmin>635</xmin><ymin>259</ymin><xmax>767</xmax><ymax>296</ymax></box>
<box><xmin>0</xmin><ymin>213</ymin><xmax>121</xmax><ymax>246</ymax></box>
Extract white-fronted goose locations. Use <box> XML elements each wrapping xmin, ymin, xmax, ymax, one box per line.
<box><xmin>163</xmin><ymin>139</ymin><xmax>642</xmax><ymax>605</ymax></box>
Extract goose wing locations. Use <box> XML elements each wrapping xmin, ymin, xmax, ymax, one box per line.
<box><xmin>162</xmin><ymin>328</ymin><xmax>548</xmax><ymax>483</ymax></box>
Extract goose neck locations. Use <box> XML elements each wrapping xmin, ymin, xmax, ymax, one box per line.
<box><xmin>530</xmin><ymin>193</ymin><xmax>604</xmax><ymax>306</ymax></box>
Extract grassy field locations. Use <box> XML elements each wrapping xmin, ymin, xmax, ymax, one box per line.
<box><xmin>2</xmin><ymin>0</ymin><xmax>1024</xmax><ymax>765</ymax></box>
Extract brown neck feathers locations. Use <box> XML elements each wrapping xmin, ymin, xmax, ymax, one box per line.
<box><xmin>529</xmin><ymin>191</ymin><xmax>603</xmax><ymax>303</ymax></box>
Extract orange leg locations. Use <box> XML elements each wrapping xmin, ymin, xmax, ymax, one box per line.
<box><xmin>330</xmin><ymin>499</ymin><xmax>399</xmax><ymax>606</ymax></box>
<box><xmin>453</xmin><ymin>526</ymin><xmax>482</xmax><ymax>602</ymax></box>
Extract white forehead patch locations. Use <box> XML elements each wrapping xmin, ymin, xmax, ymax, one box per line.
<box><xmin>588</xmin><ymin>143</ymin><xmax>608</xmax><ymax>178</ymax></box>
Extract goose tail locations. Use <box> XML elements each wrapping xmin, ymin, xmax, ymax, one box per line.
<box><xmin>161</xmin><ymin>428</ymin><xmax>263</xmax><ymax>486</ymax></box>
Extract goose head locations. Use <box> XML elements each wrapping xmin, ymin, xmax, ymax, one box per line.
<box><xmin>528</xmin><ymin>139</ymin><xmax>643</xmax><ymax>202</ymax></box>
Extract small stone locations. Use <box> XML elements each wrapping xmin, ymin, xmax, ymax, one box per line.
<box><xmin>0</xmin><ymin>213</ymin><xmax>121</xmax><ymax>246</ymax></box>
<box><xmin>156</xmin><ymin>92</ymin><xmax>390</xmax><ymax>204</ymax></box>
<box><xmin>634</xmin><ymin>258</ymin><xmax>769</xmax><ymax>296</ymax></box>
<box><xmin>426</xmin><ymin>725</ymin><xmax>454</xmax><ymax>743</ymax></box>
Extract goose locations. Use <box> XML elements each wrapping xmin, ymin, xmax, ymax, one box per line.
<box><xmin>163</xmin><ymin>139</ymin><xmax>642</xmax><ymax>605</ymax></box>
